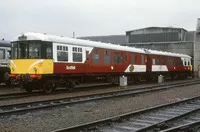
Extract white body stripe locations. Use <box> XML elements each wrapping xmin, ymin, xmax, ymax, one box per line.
<box><xmin>152</xmin><ymin>65</ymin><xmax>168</xmax><ymax>72</ymax></box>
<box><xmin>27</xmin><ymin>59</ymin><xmax>44</xmax><ymax>72</ymax></box>
<box><xmin>125</xmin><ymin>65</ymin><xmax>146</xmax><ymax>72</ymax></box>
<box><xmin>10</xmin><ymin>60</ymin><xmax>17</xmax><ymax>68</ymax></box>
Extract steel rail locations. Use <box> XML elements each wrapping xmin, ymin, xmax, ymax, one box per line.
<box><xmin>0</xmin><ymin>83</ymin><xmax>112</xmax><ymax>100</ymax></box>
<box><xmin>161</xmin><ymin>120</ymin><xmax>200</xmax><ymax>132</ymax></box>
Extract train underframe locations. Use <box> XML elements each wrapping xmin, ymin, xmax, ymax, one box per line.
<box><xmin>12</xmin><ymin>70</ymin><xmax>192</xmax><ymax>94</ymax></box>
<box><xmin>0</xmin><ymin>67</ymin><xmax>11</xmax><ymax>87</ymax></box>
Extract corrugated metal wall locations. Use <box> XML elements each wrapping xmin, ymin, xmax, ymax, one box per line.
<box><xmin>129</xmin><ymin>32</ymin><xmax>179</xmax><ymax>43</ymax></box>
<box><xmin>194</xmin><ymin>19</ymin><xmax>200</xmax><ymax>75</ymax></box>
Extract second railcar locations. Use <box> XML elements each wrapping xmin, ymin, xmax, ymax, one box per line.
<box><xmin>0</xmin><ymin>40</ymin><xmax>11</xmax><ymax>86</ymax></box>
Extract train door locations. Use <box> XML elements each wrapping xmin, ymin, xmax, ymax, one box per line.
<box><xmin>84</xmin><ymin>49</ymin><xmax>90</xmax><ymax>72</ymax></box>
<box><xmin>146</xmin><ymin>55</ymin><xmax>152</xmax><ymax>72</ymax></box>
<box><xmin>113</xmin><ymin>52</ymin><xmax>127</xmax><ymax>73</ymax></box>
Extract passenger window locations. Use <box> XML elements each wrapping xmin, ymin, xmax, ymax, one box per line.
<box><xmin>131</xmin><ymin>54</ymin><xmax>134</xmax><ymax>64</ymax></box>
<box><xmin>162</xmin><ymin>57</ymin><xmax>165</xmax><ymax>65</ymax></box>
<box><xmin>7</xmin><ymin>50</ymin><xmax>11</xmax><ymax>59</ymax></box>
<box><xmin>156</xmin><ymin>57</ymin><xmax>160</xmax><ymax>65</ymax></box>
<box><xmin>114</xmin><ymin>56</ymin><xmax>119</xmax><ymax>64</ymax></box>
<box><xmin>0</xmin><ymin>49</ymin><xmax>5</xmax><ymax>59</ymax></box>
<box><xmin>124</xmin><ymin>54</ymin><xmax>128</xmax><ymax>63</ymax></box>
<box><xmin>114</xmin><ymin>52</ymin><xmax>120</xmax><ymax>64</ymax></box>
<box><xmin>86</xmin><ymin>50</ymin><xmax>89</xmax><ymax>61</ymax></box>
<box><xmin>141</xmin><ymin>55</ymin><xmax>144</xmax><ymax>64</ymax></box>
<box><xmin>104</xmin><ymin>50</ymin><xmax>110</xmax><ymax>64</ymax></box>
<box><xmin>46</xmin><ymin>46</ymin><xmax>52</xmax><ymax>59</ymax></box>
<box><xmin>73</xmin><ymin>47</ymin><xmax>82</xmax><ymax>62</ymax></box>
<box><xmin>57</xmin><ymin>45</ymin><xmax>68</xmax><ymax>61</ymax></box>
<box><xmin>172</xmin><ymin>59</ymin><xmax>174</xmax><ymax>65</ymax></box>
<box><xmin>152</xmin><ymin>58</ymin><xmax>155</xmax><ymax>65</ymax></box>
<box><xmin>169</xmin><ymin>58</ymin><xmax>173</xmax><ymax>65</ymax></box>
<box><xmin>119</xmin><ymin>56</ymin><xmax>124</xmax><ymax>64</ymax></box>
<box><xmin>136</xmin><ymin>55</ymin><xmax>139</xmax><ymax>64</ymax></box>
<box><xmin>92</xmin><ymin>49</ymin><xmax>100</xmax><ymax>63</ymax></box>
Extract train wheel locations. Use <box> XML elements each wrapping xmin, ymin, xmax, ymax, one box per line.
<box><xmin>4</xmin><ymin>72</ymin><xmax>9</xmax><ymax>81</ymax></box>
<box><xmin>66</xmin><ymin>81</ymin><xmax>75</xmax><ymax>91</ymax></box>
<box><xmin>43</xmin><ymin>80</ymin><xmax>56</xmax><ymax>94</ymax></box>
<box><xmin>5</xmin><ymin>79</ymin><xmax>11</xmax><ymax>88</ymax></box>
<box><xmin>146</xmin><ymin>75</ymin><xmax>152</xmax><ymax>82</ymax></box>
<box><xmin>22</xmin><ymin>83</ymin><xmax>32</xmax><ymax>93</ymax></box>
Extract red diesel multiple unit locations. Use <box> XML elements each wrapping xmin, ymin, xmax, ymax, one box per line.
<box><xmin>9</xmin><ymin>32</ymin><xmax>192</xmax><ymax>93</ymax></box>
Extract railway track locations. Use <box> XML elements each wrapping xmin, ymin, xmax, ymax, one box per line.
<box><xmin>52</xmin><ymin>96</ymin><xmax>200</xmax><ymax>132</ymax></box>
<box><xmin>0</xmin><ymin>83</ymin><xmax>112</xmax><ymax>100</ymax></box>
<box><xmin>0</xmin><ymin>79</ymin><xmax>200</xmax><ymax>117</ymax></box>
<box><xmin>0</xmin><ymin>79</ymin><xmax>197</xmax><ymax>101</ymax></box>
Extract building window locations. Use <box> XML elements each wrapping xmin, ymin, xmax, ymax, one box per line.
<box><xmin>104</xmin><ymin>50</ymin><xmax>110</xmax><ymax>64</ymax></box>
<box><xmin>73</xmin><ymin>47</ymin><xmax>82</xmax><ymax>62</ymax></box>
<box><xmin>57</xmin><ymin>45</ymin><xmax>68</xmax><ymax>61</ymax></box>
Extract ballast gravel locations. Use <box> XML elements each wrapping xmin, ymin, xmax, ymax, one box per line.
<box><xmin>1</xmin><ymin>80</ymin><xmax>200</xmax><ymax>132</ymax></box>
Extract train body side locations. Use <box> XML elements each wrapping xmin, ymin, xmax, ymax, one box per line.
<box><xmin>8</xmin><ymin>32</ymin><xmax>193</xmax><ymax>93</ymax></box>
<box><xmin>0</xmin><ymin>42</ymin><xmax>11</xmax><ymax>84</ymax></box>
<box><xmin>146</xmin><ymin>52</ymin><xmax>192</xmax><ymax>79</ymax></box>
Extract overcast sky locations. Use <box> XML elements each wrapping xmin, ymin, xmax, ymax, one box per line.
<box><xmin>0</xmin><ymin>0</ymin><xmax>199</xmax><ymax>40</ymax></box>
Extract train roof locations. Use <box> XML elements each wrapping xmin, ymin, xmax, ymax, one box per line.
<box><xmin>0</xmin><ymin>40</ymin><xmax>11</xmax><ymax>48</ymax></box>
<box><xmin>12</xmin><ymin>32</ymin><xmax>146</xmax><ymax>54</ymax></box>
<box><xmin>144</xmin><ymin>49</ymin><xmax>191</xmax><ymax>58</ymax></box>
<box><xmin>12</xmin><ymin>32</ymin><xmax>192</xmax><ymax>58</ymax></box>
